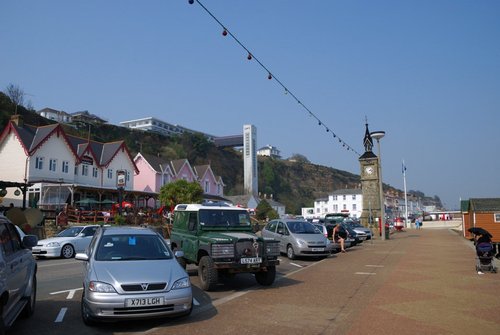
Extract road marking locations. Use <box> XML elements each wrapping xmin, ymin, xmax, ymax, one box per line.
<box><xmin>365</xmin><ymin>265</ymin><xmax>384</xmax><ymax>268</ymax></box>
<box><xmin>55</xmin><ymin>308</ymin><xmax>67</xmax><ymax>323</ymax></box>
<box><xmin>193</xmin><ymin>298</ymin><xmax>200</xmax><ymax>306</ymax></box>
<box><xmin>50</xmin><ymin>288</ymin><xmax>83</xmax><ymax>299</ymax></box>
<box><xmin>289</xmin><ymin>262</ymin><xmax>303</xmax><ymax>268</ymax></box>
<box><xmin>355</xmin><ymin>272</ymin><xmax>376</xmax><ymax>275</ymax></box>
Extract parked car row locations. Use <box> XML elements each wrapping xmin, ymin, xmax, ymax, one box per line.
<box><xmin>260</xmin><ymin>218</ymin><xmax>372</xmax><ymax>259</ymax></box>
<box><xmin>4</xmin><ymin>210</ymin><xmax>373</xmax><ymax>332</ymax></box>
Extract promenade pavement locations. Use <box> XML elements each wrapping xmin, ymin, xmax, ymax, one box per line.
<box><xmin>149</xmin><ymin>224</ymin><xmax>500</xmax><ymax>335</ymax></box>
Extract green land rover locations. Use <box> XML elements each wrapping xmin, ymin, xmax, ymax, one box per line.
<box><xmin>169</xmin><ymin>203</ymin><xmax>280</xmax><ymax>291</ymax></box>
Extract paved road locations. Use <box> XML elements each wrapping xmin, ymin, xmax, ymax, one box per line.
<box><xmin>145</xmin><ymin>228</ymin><xmax>500</xmax><ymax>335</ymax></box>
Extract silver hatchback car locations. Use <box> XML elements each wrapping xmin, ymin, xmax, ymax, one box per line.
<box><xmin>75</xmin><ymin>226</ymin><xmax>192</xmax><ymax>325</ymax></box>
<box><xmin>262</xmin><ymin>219</ymin><xmax>331</xmax><ymax>259</ymax></box>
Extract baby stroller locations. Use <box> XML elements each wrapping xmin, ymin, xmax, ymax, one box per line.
<box><xmin>469</xmin><ymin>227</ymin><xmax>497</xmax><ymax>274</ymax></box>
<box><xmin>475</xmin><ymin>241</ymin><xmax>497</xmax><ymax>273</ymax></box>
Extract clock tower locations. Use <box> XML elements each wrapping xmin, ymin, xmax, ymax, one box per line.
<box><xmin>359</xmin><ymin>123</ymin><xmax>381</xmax><ymax>230</ymax></box>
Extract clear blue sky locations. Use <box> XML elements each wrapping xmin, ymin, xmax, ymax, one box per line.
<box><xmin>2</xmin><ymin>0</ymin><xmax>499</xmax><ymax>210</ymax></box>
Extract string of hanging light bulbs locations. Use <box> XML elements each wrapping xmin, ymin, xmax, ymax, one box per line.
<box><xmin>188</xmin><ymin>0</ymin><xmax>360</xmax><ymax>156</ymax></box>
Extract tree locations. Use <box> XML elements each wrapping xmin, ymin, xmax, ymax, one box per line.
<box><xmin>6</xmin><ymin>83</ymin><xmax>25</xmax><ymax>114</ymax></box>
<box><xmin>159</xmin><ymin>179</ymin><xmax>204</xmax><ymax>210</ymax></box>
<box><xmin>255</xmin><ymin>199</ymin><xmax>279</xmax><ymax>221</ymax></box>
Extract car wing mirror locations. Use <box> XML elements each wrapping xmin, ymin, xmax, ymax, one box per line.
<box><xmin>22</xmin><ymin>235</ymin><xmax>38</xmax><ymax>249</ymax></box>
<box><xmin>75</xmin><ymin>253</ymin><xmax>89</xmax><ymax>261</ymax></box>
<box><xmin>277</xmin><ymin>229</ymin><xmax>283</xmax><ymax>235</ymax></box>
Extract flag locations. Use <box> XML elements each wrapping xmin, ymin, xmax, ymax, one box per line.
<box><xmin>402</xmin><ymin>161</ymin><xmax>407</xmax><ymax>175</ymax></box>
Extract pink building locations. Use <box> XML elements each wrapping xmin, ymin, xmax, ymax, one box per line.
<box><xmin>133</xmin><ymin>154</ymin><xmax>224</xmax><ymax>207</ymax></box>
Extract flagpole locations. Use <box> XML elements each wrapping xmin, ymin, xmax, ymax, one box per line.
<box><xmin>403</xmin><ymin>160</ymin><xmax>409</xmax><ymax>228</ymax></box>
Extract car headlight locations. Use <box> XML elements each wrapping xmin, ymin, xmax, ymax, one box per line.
<box><xmin>88</xmin><ymin>281</ymin><xmax>116</xmax><ymax>293</ymax></box>
<box><xmin>296</xmin><ymin>239</ymin><xmax>306</xmax><ymax>247</ymax></box>
<box><xmin>46</xmin><ymin>241</ymin><xmax>61</xmax><ymax>247</ymax></box>
<box><xmin>172</xmin><ymin>277</ymin><xmax>191</xmax><ymax>290</ymax></box>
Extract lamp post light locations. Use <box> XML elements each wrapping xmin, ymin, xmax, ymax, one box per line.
<box><xmin>370</xmin><ymin>130</ymin><xmax>386</xmax><ymax>240</ymax></box>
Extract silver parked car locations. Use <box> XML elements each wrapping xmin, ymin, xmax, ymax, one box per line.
<box><xmin>75</xmin><ymin>226</ymin><xmax>193</xmax><ymax>325</ymax></box>
<box><xmin>262</xmin><ymin>219</ymin><xmax>331</xmax><ymax>259</ymax></box>
<box><xmin>0</xmin><ymin>215</ymin><xmax>38</xmax><ymax>333</ymax></box>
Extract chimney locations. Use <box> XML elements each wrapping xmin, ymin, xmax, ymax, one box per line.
<box><xmin>11</xmin><ymin>114</ymin><xmax>24</xmax><ymax>127</ymax></box>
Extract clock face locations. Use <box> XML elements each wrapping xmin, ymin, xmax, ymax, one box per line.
<box><xmin>365</xmin><ymin>166</ymin><xmax>374</xmax><ymax>175</ymax></box>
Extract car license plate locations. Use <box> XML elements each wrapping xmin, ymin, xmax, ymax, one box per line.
<box><xmin>125</xmin><ymin>296</ymin><xmax>164</xmax><ymax>307</ymax></box>
<box><xmin>241</xmin><ymin>257</ymin><xmax>262</xmax><ymax>264</ymax></box>
<box><xmin>359</xmin><ymin>236</ymin><xmax>367</xmax><ymax>240</ymax></box>
<box><xmin>32</xmin><ymin>248</ymin><xmax>41</xmax><ymax>253</ymax></box>
<box><xmin>312</xmin><ymin>248</ymin><xmax>324</xmax><ymax>252</ymax></box>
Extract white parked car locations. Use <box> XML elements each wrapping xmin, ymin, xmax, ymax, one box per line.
<box><xmin>32</xmin><ymin>225</ymin><xmax>99</xmax><ymax>259</ymax></box>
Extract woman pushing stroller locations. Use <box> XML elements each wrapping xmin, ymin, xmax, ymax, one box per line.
<box><xmin>468</xmin><ymin>227</ymin><xmax>497</xmax><ymax>275</ymax></box>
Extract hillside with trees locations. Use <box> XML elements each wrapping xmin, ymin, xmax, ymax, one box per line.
<box><xmin>0</xmin><ymin>89</ymin><xmax>443</xmax><ymax>213</ymax></box>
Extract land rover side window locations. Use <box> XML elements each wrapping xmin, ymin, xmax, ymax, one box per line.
<box><xmin>188</xmin><ymin>212</ymin><xmax>197</xmax><ymax>231</ymax></box>
<box><xmin>174</xmin><ymin>211</ymin><xmax>189</xmax><ymax>229</ymax></box>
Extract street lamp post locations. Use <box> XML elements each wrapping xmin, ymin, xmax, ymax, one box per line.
<box><xmin>370</xmin><ymin>131</ymin><xmax>386</xmax><ymax>240</ymax></box>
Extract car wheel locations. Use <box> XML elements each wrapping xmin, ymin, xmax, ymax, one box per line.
<box><xmin>81</xmin><ymin>292</ymin><xmax>97</xmax><ymax>326</ymax></box>
<box><xmin>287</xmin><ymin>245</ymin><xmax>296</xmax><ymax>260</ymax></box>
<box><xmin>21</xmin><ymin>274</ymin><xmax>36</xmax><ymax>318</ymax></box>
<box><xmin>61</xmin><ymin>244</ymin><xmax>75</xmax><ymax>259</ymax></box>
<box><xmin>255</xmin><ymin>266</ymin><xmax>276</xmax><ymax>286</ymax></box>
<box><xmin>198</xmin><ymin>256</ymin><xmax>218</xmax><ymax>291</ymax></box>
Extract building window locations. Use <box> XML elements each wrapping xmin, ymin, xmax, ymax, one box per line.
<box><xmin>49</xmin><ymin>159</ymin><xmax>57</xmax><ymax>172</ymax></box>
<box><xmin>343</xmin><ymin>195</ymin><xmax>346</xmax><ymax>201</ymax></box>
<box><xmin>205</xmin><ymin>180</ymin><xmax>209</xmax><ymax>193</ymax></box>
<box><xmin>92</xmin><ymin>167</ymin><xmax>98</xmax><ymax>178</ymax></box>
<box><xmin>343</xmin><ymin>204</ymin><xmax>347</xmax><ymax>210</ymax></box>
<box><xmin>126</xmin><ymin>170</ymin><xmax>130</xmax><ymax>182</ymax></box>
<box><xmin>332</xmin><ymin>195</ymin><xmax>337</xmax><ymax>201</ymax></box>
<box><xmin>35</xmin><ymin>157</ymin><xmax>44</xmax><ymax>170</ymax></box>
<box><xmin>82</xmin><ymin>165</ymin><xmax>89</xmax><ymax>176</ymax></box>
<box><xmin>352</xmin><ymin>195</ymin><xmax>356</xmax><ymax>200</ymax></box>
<box><xmin>333</xmin><ymin>205</ymin><xmax>338</xmax><ymax>212</ymax></box>
<box><xmin>107</xmin><ymin>169</ymin><xmax>113</xmax><ymax>179</ymax></box>
<box><xmin>352</xmin><ymin>204</ymin><xmax>357</xmax><ymax>211</ymax></box>
<box><xmin>495</xmin><ymin>213</ymin><xmax>500</xmax><ymax>223</ymax></box>
<box><xmin>62</xmin><ymin>161</ymin><xmax>69</xmax><ymax>173</ymax></box>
